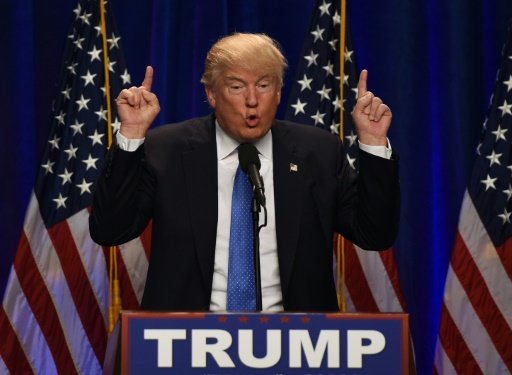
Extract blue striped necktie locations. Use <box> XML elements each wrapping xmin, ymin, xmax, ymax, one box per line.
<box><xmin>226</xmin><ymin>164</ymin><xmax>256</xmax><ymax>311</ymax></box>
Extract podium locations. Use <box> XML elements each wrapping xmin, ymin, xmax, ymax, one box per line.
<box><xmin>120</xmin><ymin>311</ymin><xmax>409</xmax><ymax>374</ymax></box>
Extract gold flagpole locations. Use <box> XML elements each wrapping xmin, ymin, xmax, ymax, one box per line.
<box><xmin>337</xmin><ymin>0</ymin><xmax>348</xmax><ymax>313</ymax></box>
<box><xmin>99</xmin><ymin>0</ymin><xmax>121</xmax><ymax>333</ymax></box>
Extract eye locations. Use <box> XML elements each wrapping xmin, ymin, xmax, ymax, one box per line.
<box><xmin>228</xmin><ymin>83</ymin><xmax>245</xmax><ymax>94</ymax></box>
<box><xmin>256</xmin><ymin>82</ymin><xmax>272</xmax><ymax>92</ymax></box>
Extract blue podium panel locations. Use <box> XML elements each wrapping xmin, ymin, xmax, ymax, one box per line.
<box><xmin>121</xmin><ymin>312</ymin><xmax>409</xmax><ymax>375</ymax></box>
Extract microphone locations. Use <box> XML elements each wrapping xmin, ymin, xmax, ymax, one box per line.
<box><xmin>238</xmin><ymin>143</ymin><xmax>266</xmax><ymax>207</ymax></box>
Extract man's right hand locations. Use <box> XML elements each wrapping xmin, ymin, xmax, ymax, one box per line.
<box><xmin>116</xmin><ymin>66</ymin><xmax>160</xmax><ymax>139</ymax></box>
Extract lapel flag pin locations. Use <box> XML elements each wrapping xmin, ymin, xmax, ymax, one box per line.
<box><xmin>290</xmin><ymin>163</ymin><xmax>298</xmax><ymax>172</ymax></box>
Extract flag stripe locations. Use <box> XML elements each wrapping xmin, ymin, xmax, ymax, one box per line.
<box><xmin>458</xmin><ymin>193</ymin><xmax>512</xmax><ymax>326</ymax></box>
<box><xmin>354</xmin><ymin>245</ymin><xmax>403</xmax><ymax>312</ymax></box>
<box><xmin>119</xmin><ymin>238</ymin><xmax>150</xmax><ymax>305</ymax></box>
<box><xmin>437</xmin><ymin>302</ymin><xmax>483</xmax><ymax>375</ymax></box>
<box><xmin>47</xmin><ymin>220</ymin><xmax>107</xmax><ymax>364</ymax></box>
<box><xmin>139</xmin><ymin>220</ymin><xmax>153</xmax><ymax>259</ymax></box>
<box><xmin>344</xmin><ymin>241</ymin><xmax>379</xmax><ymax>311</ymax></box>
<box><xmin>433</xmin><ymin>338</ymin><xmax>457</xmax><ymax>375</ymax></box>
<box><xmin>379</xmin><ymin>249</ymin><xmax>406</xmax><ymax>309</ymax></box>
<box><xmin>24</xmin><ymin>194</ymin><xmax>103</xmax><ymax>374</ymax></box>
<box><xmin>441</xmin><ymin>261</ymin><xmax>508</xmax><ymax>374</ymax></box>
<box><xmin>0</xmin><ymin>303</ymin><xmax>37</xmax><ymax>374</ymax></box>
<box><xmin>15</xmin><ymin>229</ymin><xmax>78</xmax><ymax>374</ymax></box>
<box><xmin>450</xmin><ymin>232</ymin><xmax>512</xmax><ymax>370</ymax></box>
<box><xmin>67</xmin><ymin>208</ymin><xmax>109</xmax><ymax>323</ymax></box>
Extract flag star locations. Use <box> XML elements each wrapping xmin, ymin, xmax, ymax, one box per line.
<box><xmin>476</xmin><ymin>142</ymin><xmax>482</xmax><ymax>155</ymax></box>
<box><xmin>88</xmin><ymin>46</ymin><xmax>102</xmax><ymax>62</ymax></box>
<box><xmin>318</xmin><ymin>0</ymin><xmax>331</xmax><ymax>16</ymax></box>
<box><xmin>310</xmin><ymin>110</ymin><xmax>326</xmax><ymax>125</ymax></box>
<box><xmin>345</xmin><ymin>131</ymin><xmax>358</xmax><ymax>147</ymax></box>
<box><xmin>310</xmin><ymin>25</ymin><xmax>325</xmax><ymax>42</ymax></box>
<box><xmin>94</xmin><ymin>106</ymin><xmax>108</xmax><ymax>121</ymax></box>
<box><xmin>498</xmin><ymin>100</ymin><xmax>512</xmax><ymax>117</ymax></box>
<box><xmin>330</xmin><ymin>121</ymin><xmax>340</xmax><ymax>134</ymax></box>
<box><xmin>316</xmin><ymin>84</ymin><xmax>332</xmax><ymax>101</ymax></box>
<box><xmin>291</xmin><ymin>98</ymin><xmax>307</xmax><ymax>115</ymax></box>
<box><xmin>64</xmin><ymin>145</ymin><xmax>79</xmax><ymax>160</ymax></box>
<box><xmin>76</xmin><ymin>178</ymin><xmax>93</xmax><ymax>195</ymax></box>
<box><xmin>304</xmin><ymin>51</ymin><xmax>319</xmax><ymax>67</ymax></box>
<box><xmin>332</xmin><ymin>10</ymin><xmax>340</xmax><ymax>25</ymax></box>
<box><xmin>73</xmin><ymin>37</ymin><xmax>85</xmax><ymax>50</ymax></box>
<box><xmin>503</xmin><ymin>184</ymin><xmax>512</xmax><ymax>200</ymax></box>
<box><xmin>297</xmin><ymin>74</ymin><xmax>313</xmax><ymax>91</ymax></box>
<box><xmin>508</xmin><ymin>164</ymin><xmax>512</xmax><ymax>174</ymax></box>
<box><xmin>108</xmin><ymin>34</ymin><xmax>121</xmax><ymax>49</ymax></box>
<box><xmin>503</xmin><ymin>75</ymin><xmax>512</xmax><ymax>92</ymax></box>
<box><xmin>322</xmin><ymin>61</ymin><xmax>334</xmax><ymax>77</ymax></box>
<box><xmin>79</xmin><ymin>11</ymin><xmax>92</xmax><ymax>25</ymax></box>
<box><xmin>332</xmin><ymin>95</ymin><xmax>341</xmax><ymax>111</ymax></box>
<box><xmin>73</xmin><ymin>3</ymin><xmax>82</xmax><ymax>18</ymax></box>
<box><xmin>344</xmin><ymin>47</ymin><xmax>354</xmax><ymax>63</ymax></box>
<box><xmin>492</xmin><ymin>125</ymin><xmax>508</xmax><ymax>141</ymax></box>
<box><xmin>94</xmin><ymin>25</ymin><xmax>102</xmax><ymax>36</ymax></box>
<box><xmin>111</xmin><ymin>117</ymin><xmax>122</xmax><ymax>132</ymax></box>
<box><xmin>89</xmin><ymin>129</ymin><xmax>105</xmax><ymax>146</ymax></box>
<box><xmin>53</xmin><ymin>193</ymin><xmax>68</xmax><ymax>209</ymax></box>
<box><xmin>343</xmin><ymin>74</ymin><xmax>349</xmax><ymax>86</ymax></box>
<box><xmin>120</xmin><ymin>69</ymin><xmax>131</xmax><ymax>85</ymax></box>
<box><xmin>58</xmin><ymin>168</ymin><xmax>74</xmax><ymax>185</ymax></box>
<box><xmin>328</xmin><ymin>38</ymin><xmax>338</xmax><ymax>51</ymax></box>
<box><xmin>48</xmin><ymin>135</ymin><xmax>61</xmax><ymax>150</ymax></box>
<box><xmin>108</xmin><ymin>60</ymin><xmax>117</xmax><ymax>72</ymax></box>
<box><xmin>67</xmin><ymin>62</ymin><xmax>79</xmax><ymax>75</ymax></box>
<box><xmin>61</xmin><ymin>86</ymin><xmax>71</xmax><ymax>100</ymax></box>
<box><xmin>346</xmin><ymin>154</ymin><xmax>356</xmax><ymax>169</ymax></box>
<box><xmin>498</xmin><ymin>208</ymin><xmax>511</xmax><ymax>225</ymax></box>
<box><xmin>480</xmin><ymin>174</ymin><xmax>497</xmax><ymax>191</ymax></box>
<box><xmin>81</xmin><ymin>70</ymin><xmax>97</xmax><ymax>86</ymax></box>
<box><xmin>82</xmin><ymin>154</ymin><xmax>99</xmax><ymax>170</ymax></box>
<box><xmin>70</xmin><ymin>120</ymin><xmax>84</xmax><ymax>135</ymax></box>
<box><xmin>41</xmin><ymin>160</ymin><xmax>55</xmax><ymax>175</ymax></box>
<box><xmin>55</xmin><ymin>110</ymin><xmax>66</xmax><ymax>125</ymax></box>
<box><xmin>76</xmin><ymin>94</ymin><xmax>90</xmax><ymax>111</ymax></box>
<box><xmin>486</xmin><ymin>150</ymin><xmax>502</xmax><ymax>166</ymax></box>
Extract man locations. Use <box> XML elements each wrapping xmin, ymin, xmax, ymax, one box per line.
<box><xmin>89</xmin><ymin>33</ymin><xmax>399</xmax><ymax>312</ymax></box>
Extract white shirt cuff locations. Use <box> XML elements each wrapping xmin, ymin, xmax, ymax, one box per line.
<box><xmin>116</xmin><ymin>131</ymin><xmax>145</xmax><ymax>152</ymax></box>
<box><xmin>358</xmin><ymin>139</ymin><xmax>392</xmax><ymax>160</ymax></box>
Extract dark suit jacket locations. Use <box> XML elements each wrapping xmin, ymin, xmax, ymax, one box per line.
<box><xmin>89</xmin><ymin>115</ymin><xmax>400</xmax><ymax>312</ymax></box>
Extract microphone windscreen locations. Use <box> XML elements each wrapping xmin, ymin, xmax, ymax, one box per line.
<box><xmin>238</xmin><ymin>143</ymin><xmax>261</xmax><ymax>172</ymax></box>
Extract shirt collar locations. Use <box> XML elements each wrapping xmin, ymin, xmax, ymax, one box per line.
<box><xmin>215</xmin><ymin>120</ymin><xmax>273</xmax><ymax>161</ymax></box>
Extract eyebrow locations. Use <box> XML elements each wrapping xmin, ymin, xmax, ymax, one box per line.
<box><xmin>223</xmin><ymin>74</ymin><xmax>272</xmax><ymax>83</ymax></box>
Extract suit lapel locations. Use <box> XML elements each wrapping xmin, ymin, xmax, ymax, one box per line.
<box><xmin>272</xmin><ymin>123</ymin><xmax>306</xmax><ymax>298</ymax></box>
<box><xmin>182</xmin><ymin>117</ymin><xmax>218</xmax><ymax>292</ymax></box>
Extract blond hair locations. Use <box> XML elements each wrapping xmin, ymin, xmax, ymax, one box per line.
<box><xmin>200</xmin><ymin>33</ymin><xmax>288</xmax><ymax>87</ymax></box>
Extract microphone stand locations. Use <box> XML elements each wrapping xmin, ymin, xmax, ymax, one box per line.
<box><xmin>251</xmin><ymin>196</ymin><xmax>267</xmax><ymax>311</ymax></box>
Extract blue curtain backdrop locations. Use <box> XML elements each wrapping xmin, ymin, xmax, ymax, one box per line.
<box><xmin>1</xmin><ymin>0</ymin><xmax>512</xmax><ymax>373</ymax></box>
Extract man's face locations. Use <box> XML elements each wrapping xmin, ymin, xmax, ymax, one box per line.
<box><xmin>205</xmin><ymin>66</ymin><xmax>281</xmax><ymax>143</ymax></box>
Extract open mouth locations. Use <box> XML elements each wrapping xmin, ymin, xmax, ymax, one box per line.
<box><xmin>246</xmin><ymin>115</ymin><xmax>259</xmax><ymax>126</ymax></box>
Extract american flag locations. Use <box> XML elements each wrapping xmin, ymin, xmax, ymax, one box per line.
<box><xmin>0</xmin><ymin>1</ymin><xmax>149</xmax><ymax>373</ymax></box>
<box><xmin>434</xmin><ymin>24</ymin><xmax>512</xmax><ymax>375</ymax></box>
<box><xmin>285</xmin><ymin>0</ymin><xmax>405</xmax><ymax>313</ymax></box>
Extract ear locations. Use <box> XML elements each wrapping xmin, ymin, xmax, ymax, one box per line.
<box><xmin>205</xmin><ymin>87</ymin><xmax>216</xmax><ymax>108</ymax></box>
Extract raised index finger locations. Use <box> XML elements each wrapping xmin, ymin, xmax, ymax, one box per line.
<box><xmin>141</xmin><ymin>66</ymin><xmax>154</xmax><ymax>91</ymax></box>
<box><xmin>357</xmin><ymin>69</ymin><xmax>368</xmax><ymax>98</ymax></box>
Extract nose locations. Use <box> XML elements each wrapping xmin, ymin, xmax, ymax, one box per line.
<box><xmin>245</xmin><ymin>86</ymin><xmax>258</xmax><ymax>107</ymax></box>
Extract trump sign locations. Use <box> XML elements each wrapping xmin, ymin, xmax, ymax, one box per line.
<box><xmin>121</xmin><ymin>312</ymin><xmax>409</xmax><ymax>374</ymax></box>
